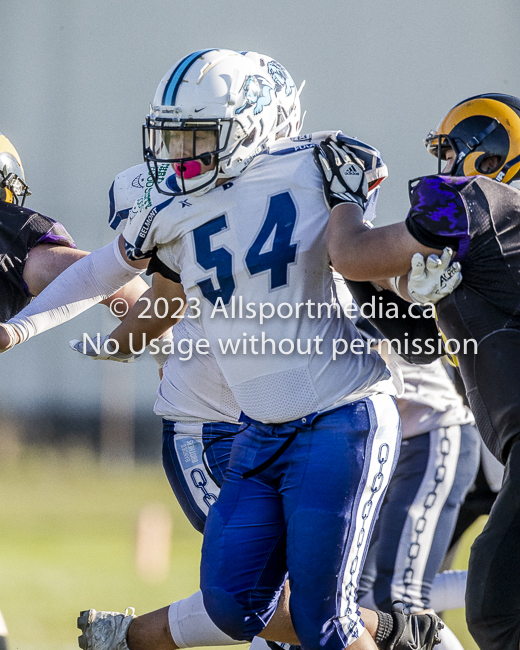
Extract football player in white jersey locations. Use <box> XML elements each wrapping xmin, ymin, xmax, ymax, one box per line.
<box><xmin>0</xmin><ymin>50</ymin><xmax>456</xmax><ymax>650</ymax></box>
<box><xmin>79</xmin><ymin>271</ymin><xmax>475</xmax><ymax>650</ymax></box>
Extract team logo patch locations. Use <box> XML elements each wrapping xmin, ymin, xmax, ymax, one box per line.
<box><xmin>131</xmin><ymin>174</ymin><xmax>145</xmax><ymax>189</ymax></box>
<box><xmin>176</xmin><ymin>436</ymin><xmax>203</xmax><ymax>470</ymax></box>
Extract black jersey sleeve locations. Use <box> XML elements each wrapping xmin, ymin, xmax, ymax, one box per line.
<box><xmin>405</xmin><ymin>175</ymin><xmax>472</xmax><ymax>261</ymax></box>
<box><xmin>0</xmin><ymin>203</ymin><xmax>76</xmax><ymax>321</ymax></box>
<box><xmin>0</xmin><ymin>202</ymin><xmax>75</xmax><ymax>254</ymax></box>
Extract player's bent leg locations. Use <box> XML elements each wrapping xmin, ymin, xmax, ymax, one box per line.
<box><xmin>200</xmin><ymin>424</ymin><xmax>289</xmax><ymax>641</ymax></box>
<box><xmin>258</xmin><ymin>583</ymin><xmax>299</xmax><ymax>646</ymax></box>
<box><xmin>358</xmin><ymin>424</ymin><xmax>475</xmax><ymax>650</ymax></box>
<box><xmin>168</xmin><ymin>591</ymin><xmax>245</xmax><ymax>648</ymax></box>
<box><xmin>285</xmin><ymin>395</ymin><xmax>401</xmax><ymax>650</ymax></box>
<box><xmin>77</xmin><ymin>590</ymin><xmax>291</xmax><ymax>650</ymax></box>
<box><xmin>466</xmin><ymin>439</ymin><xmax>520</xmax><ymax>650</ymax></box>
<box><xmin>127</xmin><ymin>607</ymin><xmax>174</xmax><ymax>650</ymax></box>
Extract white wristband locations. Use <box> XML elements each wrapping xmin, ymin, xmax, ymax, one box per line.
<box><xmin>0</xmin><ymin>323</ymin><xmax>18</xmax><ymax>351</ymax></box>
<box><xmin>388</xmin><ymin>276</ymin><xmax>404</xmax><ymax>300</ymax></box>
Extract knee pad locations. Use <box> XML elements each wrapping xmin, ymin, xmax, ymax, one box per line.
<box><xmin>168</xmin><ymin>591</ymin><xmax>244</xmax><ymax>648</ymax></box>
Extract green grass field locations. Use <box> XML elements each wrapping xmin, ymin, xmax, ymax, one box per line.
<box><xmin>0</xmin><ymin>447</ymin><xmax>247</xmax><ymax>650</ymax></box>
<box><xmin>0</xmin><ymin>446</ymin><xmax>483</xmax><ymax>650</ymax></box>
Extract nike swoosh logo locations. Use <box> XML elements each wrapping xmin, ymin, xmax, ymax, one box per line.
<box><xmin>194</xmin><ymin>107</ymin><xmax>206</xmax><ymax>113</ymax></box>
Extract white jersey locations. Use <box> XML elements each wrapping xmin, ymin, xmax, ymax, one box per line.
<box><xmin>391</xmin><ymin>351</ymin><xmax>474</xmax><ymax>439</ymax></box>
<box><xmin>110</xmin><ymin>161</ymin><xmax>242</xmax><ymax>424</ymax></box>
<box><xmin>156</xmin><ymin>317</ymin><xmax>242</xmax><ymax>423</ymax></box>
<box><xmin>121</xmin><ymin>132</ymin><xmax>393</xmax><ymax>423</ymax></box>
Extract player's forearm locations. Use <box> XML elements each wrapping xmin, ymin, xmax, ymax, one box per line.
<box><xmin>328</xmin><ymin>223</ymin><xmax>415</xmax><ymax>280</ymax></box>
<box><xmin>101</xmin><ymin>275</ymin><xmax>150</xmax><ymax>320</ymax></box>
<box><xmin>327</xmin><ymin>205</ymin><xmax>440</xmax><ymax>281</ymax></box>
<box><xmin>24</xmin><ymin>245</ymin><xmax>149</xmax><ymax>321</ymax></box>
<box><xmin>5</xmin><ymin>238</ymin><xmax>144</xmax><ymax>346</ymax></box>
<box><xmin>109</xmin><ymin>274</ymin><xmax>188</xmax><ymax>354</ymax></box>
<box><xmin>109</xmin><ymin>288</ymin><xmax>173</xmax><ymax>354</ymax></box>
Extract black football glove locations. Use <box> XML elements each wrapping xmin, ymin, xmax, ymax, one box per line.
<box><xmin>314</xmin><ymin>136</ymin><xmax>368</xmax><ymax>210</ymax></box>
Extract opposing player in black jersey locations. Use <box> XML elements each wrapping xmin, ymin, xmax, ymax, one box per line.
<box><xmin>0</xmin><ymin>132</ymin><xmax>146</xmax><ymax>331</ymax></box>
<box><xmin>0</xmin><ymin>133</ymin><xmax>147</xmax><ymax>647</ymax></box>
<box><xmin>316</xmin><ymin>93</ymin><xmax>520</xmax><ymax>650</ymax></box>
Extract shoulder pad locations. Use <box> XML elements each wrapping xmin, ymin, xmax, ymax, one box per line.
<box><xmin>268</xmin><ymin>131</ymin><xmax>388</xmax><ymax>189</ymax></box>
<box><xmin>335</xmin><ymin>132</ymin><xmax>388</xmax><ymax>188</ymax></box>
<box><xmin>109</xmin><ymin>163</ymin><xmax>173</xmax><ymax>232</ymax></box>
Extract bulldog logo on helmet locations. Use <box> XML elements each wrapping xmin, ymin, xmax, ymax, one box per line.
<box><xmin>267</xmin><ymin>60</ymin><xmax>295</xmax><ymax>98</ymax></box>
<box><xmin>235</xmin><ymin>76</ymin><xmax>273</xmax><ymax>116</ymax></box>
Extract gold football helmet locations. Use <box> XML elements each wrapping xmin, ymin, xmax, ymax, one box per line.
<box><xmin>425</xmin><ymin>94</ymin><xmax>520</xmax><ymax>183</ymax></box>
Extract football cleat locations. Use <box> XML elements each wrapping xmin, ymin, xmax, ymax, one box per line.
<box><xmin>387</xmin><ymin>610</ymin><xmax>443</xmax><ymax>650</ymax></box>
<box><xmin>77</xmin><ymin>608</ymin><xmax>136</xmax><ymax>650</ymax></box>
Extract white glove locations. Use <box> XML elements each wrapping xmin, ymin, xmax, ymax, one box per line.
<box><xmin>69</xmin><ymin>333</ymin><xmax>140</xmax><ymax>362</ymax></box>
<box><xmin>407</xmin><ymin>247</ymin><xmax>462</xmax><ymax>304</ymax></box>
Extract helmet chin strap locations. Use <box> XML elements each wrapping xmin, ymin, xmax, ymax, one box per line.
<box><xmin>181</xmin><ymin>167</ymin><xmax>219</xmax><ymax>196</ymax></box>
<box><xmin>454</xmin><ymin>119</ymin><xmax>500</xmax><ymax>173</ymax></box>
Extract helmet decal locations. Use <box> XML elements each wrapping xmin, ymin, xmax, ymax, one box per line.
<box><xmin>267</xmin><ymin>60</ymin><xmax>295</xmax><ymax>97</ymax></box>
<box><xmin>235</xmin><ymin>76</ymin><xmax>273</xmax><ymax>115</ymax></box>
<box><xmin>240</xmin><ymin>51</ymin><xmax>304</xmax><ymax>138</ymax></box>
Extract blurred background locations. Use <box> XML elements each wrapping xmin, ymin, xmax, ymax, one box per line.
<box><xmin>0</xmin><ymin>0</ymin><xmax>518</xmax><ymax>648</ymax></box>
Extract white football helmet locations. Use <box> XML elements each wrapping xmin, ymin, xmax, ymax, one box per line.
<box><xmin>241</xmin><ymin>51</ymin><xmax>305</xmax><ymax>138</ymax></box>
<box><xmin>143</xmin><ymin>49</ymin><xmax>281</xmax><ymax>196</ymax></box>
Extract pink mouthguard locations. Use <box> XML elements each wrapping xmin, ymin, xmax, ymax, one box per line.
<box><xmin>174</xmin><ymin>160</ymin><xmax>202</xmax><ymax>179</ymax></box>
